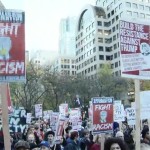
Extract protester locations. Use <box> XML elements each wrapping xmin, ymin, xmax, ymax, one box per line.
<box><xmin>104</xmin><ymin>137</ymin><xmax>128</xmax><ymax>150</ymax></box>
<box><xmin>116</xmin><ymin>131</ymin><xmax>124</xmax><ymax>141</ymax></box>
<box><xmin>60</xmin><ymin>136</ymin><xmax>67</xmax><ymax>150</ymax></box>
<box><xmin>44</xmin><ymin>130</ymin><xmax>61</xmax><ymax>150</ymax></box>
<box><xmin>80</xmin><ymin>129</ymin><xmax>93</xmax><ymax>150</ymax></box>
<box><xmin>90</xmin><ymin>134</ymin><xmax>101</xmax><ymax>150</ymax></box>
<box><xmin>141</xmin><ymin>128</ymin><xmax>150</xmax><ymax>145</ymax></box>
<box><xmin>64</xmin><ymin>131</ymin><xmax>80</xmax><ymax>150</ymax></box>
<box><xmin>14</xmin><ymin>140</ymin><xmax>30</xmax><ymax>150</ymax></box>
<box><xmin>39</xmin><ymin>141</ymin><xmax>50</xmax><ymax>150</ymax></box>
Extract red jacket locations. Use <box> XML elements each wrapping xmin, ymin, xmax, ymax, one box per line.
<box><xmin>91</xmin><ymin>143</ymin><xmax>101</xmax><ymax>150</ymax></box>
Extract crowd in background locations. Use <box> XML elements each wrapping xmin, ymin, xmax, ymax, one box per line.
<box><xmin>0</xmin><ymin>117</ymin><xmax>150</xmax><ymax>150</ymax></box>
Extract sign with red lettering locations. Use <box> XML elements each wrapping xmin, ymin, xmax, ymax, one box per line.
<box><xmin>0</xmin><ymin>10</ymin><xmax>25</xmax><ymax>82</ymax></box>
<box><xmin>92</xmin><ymin>97</ymin><xmax>113</xmax><ymax>134</ymax></box>
<box><xmin>119</xmin><ymin>19</ymin><xmax>150</xmax><ymax>79</ymax></box>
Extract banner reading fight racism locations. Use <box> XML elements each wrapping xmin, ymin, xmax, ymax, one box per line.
<box><xmin>0</xmin><ymin>10</ymin><xmax>25</xmax><ymax>82</ymax></box>
<box><xmin>119</xmin><ymin>19</ymin><xmax>150</xmax><ymax>79</ymax></box>
<box><xmin>92</xmin><ymin>97</ymin><xmax>113</xmax><ymax>134</ymax></box>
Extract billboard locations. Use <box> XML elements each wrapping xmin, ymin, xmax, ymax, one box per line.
<box><xmin>119</xmin><ymin>19</ymin><xmax>150</xmax><ymax>79</ymax></box>
<box><xmin>0</xmin><ymin>10</ymin><xmax>25</xmax><ymax>82</ymax></box>
<box><xmin>92</xmin><ymin>97</ymin><xmax>113</xmax><ymax>134</ymax></box>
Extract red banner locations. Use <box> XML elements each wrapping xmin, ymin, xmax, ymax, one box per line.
<box><xmin>0</xmin><ymin>10</ymin><xmax>25</xmax><ymax>82</ymax></box>
<box><xmin>92</xmin><ymin>97</ymin><xmax>113</xmax><ymax>134</ymax></box>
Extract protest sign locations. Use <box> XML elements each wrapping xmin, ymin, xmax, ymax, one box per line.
<box><xmin>26</xmin><ymin>113</ymin><xmax>32</xmax><ymax>124</ymax></box>
<box><xmin>50</xmin><ymin>112</ymin><xmax>59</xmax><ymax>132</ymax></box>
<box><xmin>114</xmin><ymin>104</ymin><xmax>125</xmax><ymax>122</ymax></box>
<box><xmin>0</xmin><ymin>10</ymin><xmax>25</xmax><ymax>82</ymax></box>
<box><xmin>43</xmin><ymin>110</ymin><xmax>53</xmax><ymax>120</ymax></box>
<box><xmin>126</xmin><ymin>108</ymin><xmax>136</xmax><ymax>125</ymax></box>
<box><xmin>35</xmin><ymin>104</ymin><xmax>42</xmax><ymax>118</ymax></box>
<box><xmin>59</xmin><ymin>104</ymin><xmax>68</xmax><ymax>116</ymax></box>
<box><xmin>92</xmin><ymin>97</ymin><xmax>113</xmax><ymax>134</ymax></box>
<box><xmin>119</xmin><ymin>19</ymin><xmax>150</xmax><ymax>79</ymax></box>
<box><xmin>0</xmin><ymin>108</ymin><xmax>27</xmax><ymax>133</ymax></box>
<box><xmin>55</xmin><ymin>115</ymin><xmax>66</xmax><ymax>143</ymax></box>
<box><xmin>140</xmin><ymin>91</ymin><xmax>150</xmax><ymax>119</ymax></box>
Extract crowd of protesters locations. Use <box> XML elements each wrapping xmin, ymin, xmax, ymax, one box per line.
<box><xmin>0</xmin><ymin>117</ymin><xmax>150</xmax><ymax>150</ymax></box>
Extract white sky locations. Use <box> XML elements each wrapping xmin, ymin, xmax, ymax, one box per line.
<box><xmin>1</xmin><ymin>0</ymin><xmax>95</xmax><ymax>52</ymax></box>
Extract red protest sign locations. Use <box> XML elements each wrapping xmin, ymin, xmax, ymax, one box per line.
<box><xmin>92</xmin><ymin>97</ymin><xmax>113</xmax><ymax>134</ymax></box>
<box><xmin>0</xmin><ymin>10</ymin><xmax>25</xmax><ymax>82</ymax></box>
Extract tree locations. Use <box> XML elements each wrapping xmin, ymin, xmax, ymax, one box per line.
<box><xmin>10</xmin><ymin>61</ymin><xmax>46</xmax><ymax>112</ymax></box>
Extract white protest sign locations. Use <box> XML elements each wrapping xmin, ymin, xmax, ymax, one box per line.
<box><xmin>26</xmin><ymin>113</ymin><xmax>32</xmax><ymax>124</ymax></box>
<box><xmin>114</xmin><ymin>104</ymin><xmax>125</xmax><ymax>122</ymax></box>
<box><xmin>126</xmin><ymin>108</ymin><xmax>136</xmax><ymax>125</ymax></box>
<box><xmin>59</xmin><ymin>104</ymin><xmax>68</xmax><ymax>116</ymax></box>
<box><xmin>140</xmin><ymin>91</ymin><xmax>150</xmax><ymax>119</ymax></box>
<box><xmin>35</xmin><ymin>104</ymin><xmax>42</xmax><ymax>118</ymax></box>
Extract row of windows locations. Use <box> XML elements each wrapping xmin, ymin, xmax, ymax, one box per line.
<box><xmin>61</xmin><ymin>70</ymin><xmax>76</xmax><ymax>76</ymax></box>
<box><xmin>126</xmin><ymin>11</ymin><xmax>150</xmax><ymax>18</ymax></box>
<box><xmin>103</xmin><ymin>0</ymin><xmax>121</xmax><ymax>7</ymax></box>
<box><xmin>126</xmin><ymin>2</ymin><xmax>150</xmax><ymax>11</ymax></box>
<box><xmin>76</xmin><ymin>55</ymin><xmax>97</xmax><ymax>69</ymax></box>
<box><xmin>76</xmin><ymin>38</ymin><xmax>95</xmax><ymax>54</ymax></box>
<box><xmin>61</xmin><ymin>59</ymin><xmax>75</xmax><ymax>64</ymax></box>
<box><xmin>76</xmin><ymin>22</ymin><xmax>95</xmax><ymax>41</ymax></box>
<box><xmin>78</xmin><ymin>65</ymin><xmax>97</xmax><ymax>74</ymax></box>
<box><xmin>61</xmin><ymin>65</ymin><xmax>76</xmax><ymax>69</ymax></box>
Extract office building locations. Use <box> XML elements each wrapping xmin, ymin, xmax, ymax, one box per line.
<box><xmin>75</xmin><ymin>0</ymin><xmax>150</xmax><ymax>78</ymax></box>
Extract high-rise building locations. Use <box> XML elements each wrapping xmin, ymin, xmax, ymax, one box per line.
<box><xmin>50</xmin><ymin>17</ymin><xmax>77</xmax><ymax>76</ymax></box>
<box><xmin>75</xmin><ymin>0</ymin><xmax>150</xmax><ymax>78</ymax></box>
<box><xmin>59</xmin><ymin>17</ymin><xmax>77</xmax><ymax>56</ymax></box>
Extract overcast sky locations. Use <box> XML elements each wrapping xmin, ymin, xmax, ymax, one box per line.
<box><xmin>1</xmin><ymin>0</ymin><xmax>95</xmax><ymax>52</ymax></box>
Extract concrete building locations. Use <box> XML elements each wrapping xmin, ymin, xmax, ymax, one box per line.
<box><xmin>75</xmin><ymin>0</ymin><xmax>150</xmax><ymax>78</ymax></box>
<box><xmin>0</xmin><ymin>1</ymin><xmax>4</xmax><ymax>9</ymax></box>
<box><xmin>50</xmin><ymin>55</ymin><xmax>76</xmax><ymax>76</ymax></box>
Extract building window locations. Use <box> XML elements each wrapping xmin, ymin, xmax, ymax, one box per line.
<box><xmin>116</xmin><ymin>15</ymin><xmax>119</xmax><ymax>20</ymax></box>
<box><xmin>105</xmin><ymin>38</ymin><xmax>112</xmax><ymax>44</ymax></box>
<box><xmin>112</xmin><ymin>18</ymin><xmax>115</xmax><ymax>24</ymax></box>
<box><xmin>105</xmin><ymin>47</ymin><xmax>112</xmax><ymax>52</ymax></box>
<box><xmin>113</xmin><ymin>35</ymin><xmax>116</xmax><ymax>41</ymax></box>
<box><xmin>114</xmin><ymin>52</ymin><xmax>118</xmax><ymax>58</ymax></box>
<box><xmin>97</xmin><ymin>21</ymin><xmax>102</xmax><ymax>26</ymax></box>
<box><xmin>126</xmin><ymin>2</ymin><xmax>131</xmax><ymax>7</ymax></box>
<box><xmin>106</xmin><ymin>55</ymin><xmax>112</xmax><ymax>61</ymax></box>
<box><xmin>139</xmin><ymin>5</ymin><xmax>144</xmax><ymax>10</ymax></box>
<box><xmin>115</xmin><ymin>7</ymin><xmax>119</xmax><ymax>12</ymax></box>
<box><xmin>104</xmin><ymin>30</ymin><xmax>111</xmax><ymax>35</ymax></box>
<box><xmin>93</xmin><ymin>47</ymin><xmax>96</xmax><ymax>53</ymax></box>
<box><xmin>98</xmin><ymin>29</ymin><xmax>103</xmax><ymax>34</ymax></box>
<box><xmin>98</xmin><ymin>38</ymin><xmax>103</xmax><ymax>43</ymax></box>
<box><xmin>99</xmin><ymin>55</ymin><xmax>104</xmax><ymax>60</ymax></box>
<box><xmin>114</xmin><ymin>44</ymin><xmax>117</xmax><ymax>49</ymax></box>
<box><xmin>115</xmin><ymin>71</ymin><xmax>119</xmax><ymax>76</ymax></box>
<box><xmin>111</xmin><ymin>10</ymin><xmax>114</xmax><ymax>15</ymax></box>
<box><xmin>94</xmin><ymin>65</ymin><xmax>97</xmax><ymax>70</ymax></box>
<box><xmin>104</xmin><ymin>21</ymin><xmax>111</xmax><ymax>27</ymax></box>
<box><xmin>146</xmin><ymin>14</ymin><xmax>150</xmax><ymax>18</ymax></box>
<box><xmin>108</xmin><ymin>13</ymin><xmax>110</xmax><ymax>18</ymax></box>
<box><xmin>133</xmin><ymin>12</ymin><xmax>138</xmax><ymax>18</ymax></box>
<box><xmin>91</xmin><ymin>66</ymin><xmax>93</xmax><ymax>71</ymax></box>
<box><xmin>133</xmin><ymin>3</ymin><xmax>138</xmax><ymax>9</ymax></box>
<box><xmin>112</xmin><ymin>26</ymin><xmax>115</xmax><ymax>32</ymax></box>
<box><xmin>115</xmin><ymin>62</ymin><xmax>118</xmax><ymax>68</ymax></box>
<box><xmin>94</xmin><ymin>56</ymin><xmax>96</xmax><ymax>61</ymax></box>
<box><xmin>119</xmin><ymin>3</ymin><xmax>123</xmax><ymax>9</ymax></box>
<box><xmin>140</xmin><ymin>13</ymin><xmax>145</xmax><ymax>18</ymax></box>
<box><xmin>127</xmin><ymin>11</ymin><xmax>132</xmax><ymax>16</ymax></box>
<box><xmin>99</xmin><ymin>46</ymin><xmax>104</xmax><ymax>51</ymax></box>
<box><xmin>145</xmin><ymin>6</ymin><xmax>150</xmax><ymax>11</ymax></box>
